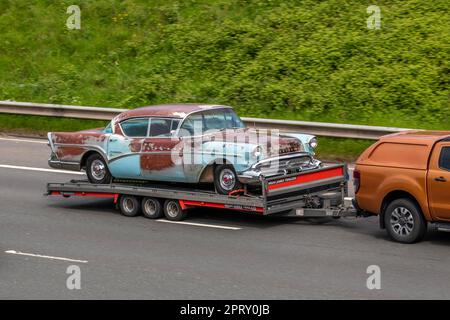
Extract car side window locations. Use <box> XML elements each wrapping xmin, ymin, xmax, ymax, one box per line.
<box><xmin>439</xmin><ymin>147</ymin><xmax>450</xmax><ymax>171</ymax></box>
<box><xmin>149</xmin><ymin>119</ymin><xmax>172</xmax><ymax>137</ymax></box>
<box><xmin>120</xmin><ymin>118</ymin><xmax>149</xmax><ymax>137</ymax></box>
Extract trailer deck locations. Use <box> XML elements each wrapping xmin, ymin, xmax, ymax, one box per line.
<box><xmin>46</xmin><ymin>163</ymin><xmax>358</xmax><ymax>220</ymax></box>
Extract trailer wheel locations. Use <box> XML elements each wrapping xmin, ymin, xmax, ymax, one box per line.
<box><xmin>119</xmin><ymin>195</ymin><xmax>141</xmax><ymax>217</ymax></box>
<box><xmin>142</xmin><ymin>197</ymin><xmax>163</xmax><ymax>219</ymax></box>
<box><xmin>163</xmin><ymin>199</ymin><xmax>187</xmax><ymax>221</ymax></box>
<box><xmin>384</xmin><ymin>198</ymin><xmax>427</xmax><ymax>243</ymax></box>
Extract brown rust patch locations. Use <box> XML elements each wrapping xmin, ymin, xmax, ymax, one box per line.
<box><xmin>56</xmin><ymin>147</ymin><xmax>85</xmax><ymax>160</ymax></box>
<box><xmin>51</xmin><ymin>131</ymin><xmax>107</xmax><ymax>161</ymax></box>
<box><xmin>198</xmin><ymin>165</ymin><xmax>214</xmax><ymax>183</ymax></box>
<box><xmin>140</xmin><ymin>138</ymin><xmax>180</xmax><ymax>171</ymax></box>
<box><xmin>53</xmin><ymin>132</ymin><xmax>106</xmax><ymax>144</ymax></box>
<box><xmin>140</xmin><ymin>154</ymin><xmax>174</xmax><ymax>171</ymax></box>
<box><xmin>130</xmin><ymin>140</ymin><xmax>142</xmax><ymax>153</ymax></box>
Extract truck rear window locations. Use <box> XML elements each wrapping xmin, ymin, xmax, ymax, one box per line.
<box><xmin>368</xmin><ymin>142</ymin><xmax>429</xmax><ymax>169</ymax></box>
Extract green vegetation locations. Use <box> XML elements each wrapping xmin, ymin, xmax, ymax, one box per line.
<box><xmin>0</xmin><ymin>114</ymin><xmax>107</xmax><ymax>135</ymax></box>
<box><xmin>0</xmin><ymin>0</ymin><xmax>449</xmax><ymax>159</ymax></box>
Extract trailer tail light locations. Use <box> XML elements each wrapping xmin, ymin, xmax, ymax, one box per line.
<box><xmin>353</xmin><ymin>169</ymin><xmax>361</xmax><ymax>194</ymax></box>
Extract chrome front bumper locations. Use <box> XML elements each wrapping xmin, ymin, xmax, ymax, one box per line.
<box><xmin>237</xmin><ymin>154</ymin><xmax>322</xmax><ymax>185</ymax></box>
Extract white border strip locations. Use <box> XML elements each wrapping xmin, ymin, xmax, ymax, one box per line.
<box><xmin>5</xmin><ymin>250</ymin><xmax>88</xmax><ymax>263</ymax></box>
<box><xmin>0</xmin><ymin>137</ymin><xmax>47</xmax><ymax>144</ymax></box>
<box><xmin>156</xmin><ymin>219</ymin><xmax>242</xmax><ymax>230</ymax></box>
<box><xmin>0</xmin><ymin>164</ymin><xmax>85</xmax><ymax>175</ymax></box>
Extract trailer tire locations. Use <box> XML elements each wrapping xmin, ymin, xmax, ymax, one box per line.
<box><xmin>163</xmin><ymin>199</ymin><xmax>187</xmax><ymax>221</ymax></box>
<box><xmin>142</xmin><ymin>197</ymin><xmax>163</xmax><ymax>219</ymax></box>
<box><xmin>384</xmin><ymin>198</ymin><xmax>427</xmax><ymax>244</ymax></box>
<box><xmin>119</xmin><ymin>195</ymin><xmax>141</xmax><ymax>217</ymax></box>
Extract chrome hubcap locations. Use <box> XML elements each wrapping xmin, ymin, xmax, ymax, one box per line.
<box><xmin>219</xmin><ymin>168</ymin><xmax>236</xmax><ymax>191</ymax></box>
<box><xmin>390</xmin><ymin>207</ymin><xmax>415</xmax><ymax>236</ymax></box>
<box><xmin>91</xmin><ymin>159</ymin><xmax>106</xmax><ymax>180</ymax></box>
<box><xmin>144</xmin><ymin>199</ymin><xmax>156</xmax><ymax>215</ymax></box>
<box><xmin>123</xmin><ymin>198</ymin><xmax>135</xmax><ymax>213</ymax></box>
<box><xmin>166</xmin><ymin>202</ymin><xmax>179</xmax><ymax>218</ymax></box>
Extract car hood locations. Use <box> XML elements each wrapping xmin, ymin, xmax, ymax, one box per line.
<box><xmin>207</xmin><ymin>128</ymin><xmax>304</xmax><ymax>156</ymax></box>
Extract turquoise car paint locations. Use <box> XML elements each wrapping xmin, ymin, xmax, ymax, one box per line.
<box><xmin>108</xmin><ymin>154</ymin><xmax>141</xmax><ymax>178</ymax></box>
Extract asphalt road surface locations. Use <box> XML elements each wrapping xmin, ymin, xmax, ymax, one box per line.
<box><xmin>1</xmin><ymin>134</ymin><xmax>450</xmax><ymax>299</ymax></box>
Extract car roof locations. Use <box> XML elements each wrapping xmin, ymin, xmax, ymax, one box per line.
<box><xmin>380</xmin><ymin>130</ymin><xmax>450</xmax><ymax>146</ymax></box>
<box><xmin>114</xmin><ymin>104</ymin><xmax>232</xmax><ymax>122</ymax></box>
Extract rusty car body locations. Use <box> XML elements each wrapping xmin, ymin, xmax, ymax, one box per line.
<box><xmin>48</xmin><ymin>104</ymin><xmax>320</xmax><ymax>194</ymax></box>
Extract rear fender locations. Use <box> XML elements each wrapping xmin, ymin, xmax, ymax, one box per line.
<box><xmin>47</xmin><ymin>131</ymin><xmax>109</xmax><ymax>164</ymax></box>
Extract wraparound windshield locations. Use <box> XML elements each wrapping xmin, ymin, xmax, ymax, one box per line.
<box><xmin>178</xmin><ymin>108</ymin><xmax>245</xmax><ymax>137</ymax></box>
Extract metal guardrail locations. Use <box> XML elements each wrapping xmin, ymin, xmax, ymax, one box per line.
<box><xmin>0</xmin><ymin>101</ymin><xmax>411</xmax><ymax>139</ymax></box>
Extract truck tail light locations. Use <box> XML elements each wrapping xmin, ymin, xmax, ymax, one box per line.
<box><xmin>353</xmin><ymin>169</ymin><xmax>361</xmax><ymax>194</ymax></box>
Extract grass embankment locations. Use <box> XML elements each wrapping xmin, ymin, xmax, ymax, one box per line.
<box><xmin>0</xmin><ymin>0</ymin><xmax>448</xmax><ymax>160</ymax></box>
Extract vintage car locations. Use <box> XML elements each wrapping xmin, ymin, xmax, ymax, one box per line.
<box><xmin>48</xmin><ymin>104</ymin><xmax>321</xmax><ymax>194</ymax></box>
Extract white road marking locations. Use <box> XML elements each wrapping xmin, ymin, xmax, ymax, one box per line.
<box><xmin>0</xmin><ymin>164</ymin><xmax>85</xmax><ymax>175</ymax></box>
<box><xmin>5</xmin><ymin>250</ymin><xmax>88</xmax><ymax>263</ymax></box>
<box><xmin>156</xmin><ymin>219</ymin><xmax>242</xmax><ymax>230</ymax></box>
<box><xmin>0</xmin><ymin>137</ymin><xmax>47</xmax><ymax>144</ymax></box>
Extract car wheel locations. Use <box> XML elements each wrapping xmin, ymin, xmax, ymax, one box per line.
<box><xmin>214</xmin><ymin>164</ymin><xmax>243</xmax><ymax>195</ymax></box>
<box><xmin>86</xmin><ymin>153</ymin><xmax>112</xmax><ymax>184</ymax></box>
<box><xmin>163</xmin><ymin>199</ymin><xmax>187</xmax><ymax>221</ymax></box>
<box><xmin>119</xmin><ymin>195</ymin><xmax>141</xmax><ymax>217</ymax></box>
<box><xmin>142</xmin><ymin>197</ymin><xmax>163</xmax><ymax>219</ymax></box>
<box><xmin>384</xmin><ymin>198</ymin><xmax>427</xmax><ymax>243</ymax></box>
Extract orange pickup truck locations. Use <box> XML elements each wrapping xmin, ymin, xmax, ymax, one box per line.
<box><xmin>354</xmin><ymin>131</ymin><xmax>450</xmax><ymax>243</ymax></box>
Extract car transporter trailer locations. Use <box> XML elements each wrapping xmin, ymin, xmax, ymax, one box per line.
<box><xmin>46</xmin><ymin>163</ymin><xmax>360</xmax><ymax>221</ymax></box>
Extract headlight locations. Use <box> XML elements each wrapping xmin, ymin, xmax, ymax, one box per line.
<box><xmin>308</xmin><ymin>137</ymin><xmax>318</xmax><ymax>149</ymax></box>
<box><xmin>252</xmin><ymin>146</ymin><xmax>263</xmax><ymax>159</ymax></box>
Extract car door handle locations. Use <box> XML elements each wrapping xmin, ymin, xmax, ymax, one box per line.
<box><xmin>435</xmin><ymin>176</ymin><xmax>447</xmax><ymax>182</ymax></box>
<box><xmin>109</xmin><ymin>138</ymin><xmax>118</xmax><ymax>142</ymax></box>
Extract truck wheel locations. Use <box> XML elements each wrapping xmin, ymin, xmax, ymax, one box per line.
<box><xmin>142</xmin><ymin>197</ymin><xmax>163</xmax><ymax>219</ymax></box>
<box><xmin>86</xmin><ymin>153</ymin><xmax>112</xmax><ymax>184</ymax></box>
<box><xmin>384</xmin><ymin>198</ymin><xmax>427</xmax><ymax>243</ymax></box>
<box><xmin>214</xmin><ymin>164</ymin><xmax>243</xmax><ymax>195</ymax></box>
<box><xmin>163</xmin><ymin>199</ymin><xmax>187</xmax><ymax>221</ymax></box>
<box><xmin>119</xmin><ymin>195</ymin><xmax>141</xmax><ymax>217</ymax></box>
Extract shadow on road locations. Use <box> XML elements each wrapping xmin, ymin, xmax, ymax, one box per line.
<box><xmin>46</xmin><ymin>197</ymin><xmax>450</xmax><ymax>245</ymax></box>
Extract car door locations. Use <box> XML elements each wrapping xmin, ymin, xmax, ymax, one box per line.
<box><xmin>427</xmin><ymin>142</ymin><xmax>450</xmax><ymax>220</ymax></box>
<box><xmin>177</xmin><ymin>111</ymin><xmax>217</xmax><ymax>183</ymax></box>
<box><xmin>107</xmin><ymin>117</ymin><xmax>148</xmax><ymax>179</ymax></box>
<box><xmin>140</xmin><ymin>118</ymin><xmax>185</xmax><ymax>182</ymax></box>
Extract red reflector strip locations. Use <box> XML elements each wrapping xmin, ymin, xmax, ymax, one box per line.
<box><xmin>268</xmin><ymin>167</ymin><xmax>344</xmax><ymax>191</ymax></box>
<box><xmin>179</xmin><ymin>200</ymin><xmax>264</xmax><ymax>213</ymax></box>
<box><xmin>50</xmin><ymin>191</ymin><xmax>118</xmax><ymax>199</ymax></box>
